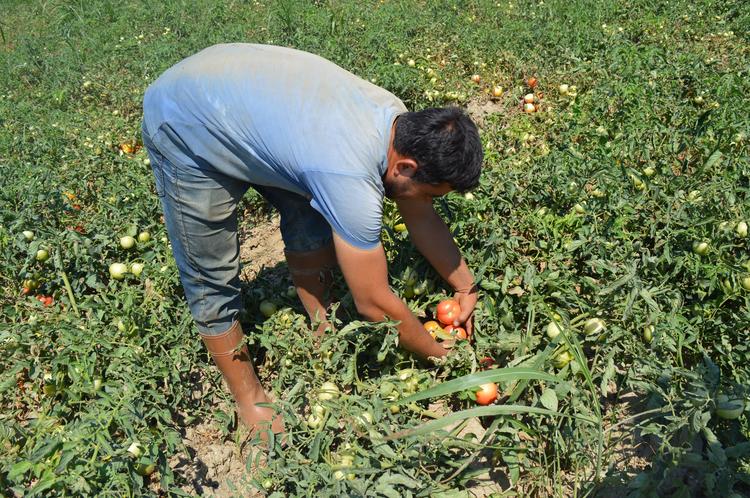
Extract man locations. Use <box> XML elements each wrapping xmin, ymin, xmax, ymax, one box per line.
<box><xmin>142</xmin><ymin>44</ymin><xmax>483</xmax><ymax>438</ymax></box>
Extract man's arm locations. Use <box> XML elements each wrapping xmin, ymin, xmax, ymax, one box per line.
<box><xmin>332</xmin><ymin>233</ymin><xmax>448</xmax><ymax>361</ymax></box>
<box><xmin>396</xmin><ymin>198</ymin><xmax>478</xmax><ymax>331</ymax></box>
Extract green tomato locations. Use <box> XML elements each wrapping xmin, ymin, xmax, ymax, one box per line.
<box><xmin>109</xmin><ymin>262</ymin><xmax>128</xmax><ymax>280</ymax></box>
<box><xmin>643</xmin><ymin>325</ymin><xmax>654</xmax><ymax>343</ymax></box>
<box><xmin>35</xmin><ymin>249</ymin><xmax>50</xmax><ymax>262</ymax></box>
<box><xmin>721</xmin><ymin>279</ymin><xmax>735</xmax><ymax>294</ymax></box>
<box><xmin>306</xmin><ymin>413</ymin><xmax>324</xmax><ymax>429</ymax></box>
<box><xmin>120</xmin><ymin>236</ymin><xmax>136</xmax><ymax>250</ymax></box>
<box><xmin>573</xmin><ymin>203</ymin><xmax>585</xmax><ymax>215</ymax></box>
<box><xmin>692</xmin><ymin>241</ymin><xmax>709</xmax><ymax>256</ymax></box>
<box><xmin>584</xmin><ymin>318</ymin><xmax>606</xmax><ymax>335</ymax></box>
<box><xmin>630</xmin><ymin>175</ymin><xmax>645</xmax><ymax>190</ymax></box>
<box><xmin>642</xmin><ymin>166</ymin><xmax>656</xmax><ymax>177</ymax></box>
<box><xmin>311</xmin><ymin>403</ymin><xmax>326</xmax><ymax>418</ymax></box>
<box><xmin>127</xmin><ymin>442</ymin><xmax>143</xmax><ymax>458</ymax></box>
<box><xmin>546</xmin><ymin>322</ymin><xmax>562</xmax><ymax>339</ymax></box>
<box><xmin>22</xmin><ymin>230</ymin><xmax>35</xmax><ymax>241</ymax></box>
<box><xmin>716</xmin><ymin>395</ymin><xmax>745</xmax><ymax>420</ymax></box>
<box><xmin>354</xmin><ymin>411</ymin><xmax>373</xmax><ymax>428</ymax></box>
<box><xmin>23</xmin><ymin>278</ymin><xmax>40</xmax><ymax>291</ymax></box>
<box><xmin>412</xmin><ymin>281</ymin><xmax>427</xmax><ymax>296</ymax></box>
<box><xmin>317</xmin><ymin>381</ymin><xmax>340</xmax><ymax>401</ymax></box>
<box><xmin>741</xmin><ymin>276</ymin><xmax>750</xmax><ymax>291</ymax></box>
<box><xmin>130</xmin><ymin>262</ymin><xmax>144</xmax><ymax>277</ymax></box>
<box><xmin>553</xmin><ymin>350</ymin><xmax>574</xmax><ymax>369</ymax></box>
<box><xmin>379</xmin><ymin>381</ymin><xmax>396</xmax><ymax>397</ymax></box>
<box><xmin>137</xmin><ymin>231</ymin><xmax>151</xmax><ymax>243</ymax></box>
<box><xmin>402</xmin><ymin>267</ymin><xmax>417</xmax><ymax>286</ymax></box>
<box><xmin>737</xmin><ymin>221</ymin><xmax>748</xmax><ymax>238</ymax></box>
<box><xmin>135</xmin><ymin>463</ymin><xmax>156</xmax><ymax>476</ymax></box>
<box><xmin>397</xmin><ymin>368</ymin><xmax>417</xmax><ymax>381</ymax></box>
<box><xmin>259</xmin><ymin>300</ymin><xmax>277</xmax><ymax>318</ymax></box>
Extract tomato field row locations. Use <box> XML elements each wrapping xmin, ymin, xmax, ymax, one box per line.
<box><xmin>1</xmin><ymin>0</ymin><xmax>749</xmax><ymax>496</ymax></box>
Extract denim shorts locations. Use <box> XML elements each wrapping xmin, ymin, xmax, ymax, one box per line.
<box><xmin>142</xmin><ymin>127</ymin><xmax>332</xmax><ymax>335</ymax></box>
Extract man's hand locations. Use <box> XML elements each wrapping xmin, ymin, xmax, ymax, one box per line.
<box><xmin>453</xmin><ymin>285</ymin><xmax>478</xmax><ymax>337</ymax></box>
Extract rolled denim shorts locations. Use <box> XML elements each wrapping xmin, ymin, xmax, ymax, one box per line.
<box><xmin>142</xmin><ymin>126</ymin><xmax>332</xmax><ymax>335</ymax></box>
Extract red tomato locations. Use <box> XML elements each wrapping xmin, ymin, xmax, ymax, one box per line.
<box><xmin>35</xmin><ymin>295</ymin><xmax>53</xmax><ymax>306</ymax></box>
<box><xmin>444</xmin><ymin>325</ymin><xmax>467</xmax><ymax>340</ymax></box>
<box><xmin>475</xmin><ymin>383</ymin><xmax>498</xmax><ymax>405</ymax></box>
<box><xmin>527</xmin><ymin>77</ymin><xmax>538</xmax><ymax>89</ymax></box>
<box><xmin>479</xmin><ymin>356</ymin><xmax>495</xmax><ymax>369</ymax></box>
<box><xmin>436</xmin><ymin>299</ymin><xmax>461</xmax><ymax>325</ymax></box>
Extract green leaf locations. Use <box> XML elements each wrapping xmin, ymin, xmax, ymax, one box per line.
<box><xmin>7</xmin><ymin>460</ymin><xmax>33</xmax><ymax>481</ymax></box>
<box><xmin>539</xmin><ymin>389</ymin><xmax>559</xmax><ymax>412</ymax></box>
<box><xmin>703</xmin><ymin>149</ymin><xmax>723</xmax><ymax>170</ymax></box>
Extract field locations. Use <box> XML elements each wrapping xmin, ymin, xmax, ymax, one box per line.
<box><xmin>1</xmin><ymin>0</ymin><xmax>750</xmax><ymax>496</ymax></box>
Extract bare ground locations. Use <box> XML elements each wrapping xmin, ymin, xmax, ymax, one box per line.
<box><xmin>238</xmin><ymin>215</ymin><xmax>286</xmax><ymax>281</ymax></box>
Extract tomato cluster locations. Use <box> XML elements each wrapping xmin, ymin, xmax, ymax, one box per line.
<box><xmin>423</xmin><ymin>299</ymin><xmax>468</xmax><ymax>341</ymax></box>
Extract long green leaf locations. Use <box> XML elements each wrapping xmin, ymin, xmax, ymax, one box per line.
<box><xmin>387</xmin><ymin>405</ymin><xmax>597</xmax><ymax>440</ymax></box>
<box><xmin>396</xmin><ymin>368</ymin><xmax>558</xmax><ymax>405</ymax></box>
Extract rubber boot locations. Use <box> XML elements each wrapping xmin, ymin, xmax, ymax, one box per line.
<box><xmin>285</xmin><ymin>242</ymin><xmax>338</xmax><ymax>336</ymax></box>
<box><xmin>200</xmin><ymin>321</ymin><xmax>284</xmax><ymax>439</ymax></box>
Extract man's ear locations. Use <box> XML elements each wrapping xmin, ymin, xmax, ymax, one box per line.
<box><xmin>394</xmin><ymin>158</ymin><xmax>419</xmax><ymax>178</ymax></box>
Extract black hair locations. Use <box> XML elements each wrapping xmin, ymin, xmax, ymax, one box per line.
<box><xmin>393</xmin><ymin>107</ymin><xmax>483</xmax><ymax>192</ymax></box>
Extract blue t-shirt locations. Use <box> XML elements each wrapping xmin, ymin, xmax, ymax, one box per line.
<box><xmin>143</xmin><ymin>43</ymin><xmax>407</xmax><ymax>249</ymax></box>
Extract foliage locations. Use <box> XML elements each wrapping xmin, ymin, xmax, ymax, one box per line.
<box><xmin>1</xmin><ymin>0</ymin><xmax>749</xmax><ymax>496</ymax></box>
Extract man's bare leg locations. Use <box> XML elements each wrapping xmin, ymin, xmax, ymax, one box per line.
<box><xmin>284</xmin><ymin>242</ymin><xmax>337</xmax><ymax>335</ymax></box>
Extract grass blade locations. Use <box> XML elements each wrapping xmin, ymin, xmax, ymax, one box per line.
<box><xmin>387</xmin><ymin>405</ymin><xmax>597</xmax><ymax>440</ymax></box>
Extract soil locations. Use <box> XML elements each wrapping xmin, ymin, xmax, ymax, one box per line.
<box><xmin>238</xmin><ymin>215</ymin><xmax>286</xmax><ymax>281</ymax></box>
<box><xmin>466</xmin><ymin>97</ymin><xmax>508</xmax><ymax>130</ymax></box>
<box><xmin>428</xmin><ymin>401</ymin><xmax>506</xmax><ymax>497</ymax></box>
<box><xmin>592</xmin><ymin>391</ymin><xmax>658</xmax><ymax>497</ymax></box>
<box><xmin>166</xmin><ymin>416</ymin><xmax>263</xmax><ymax>498</ymax></box>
